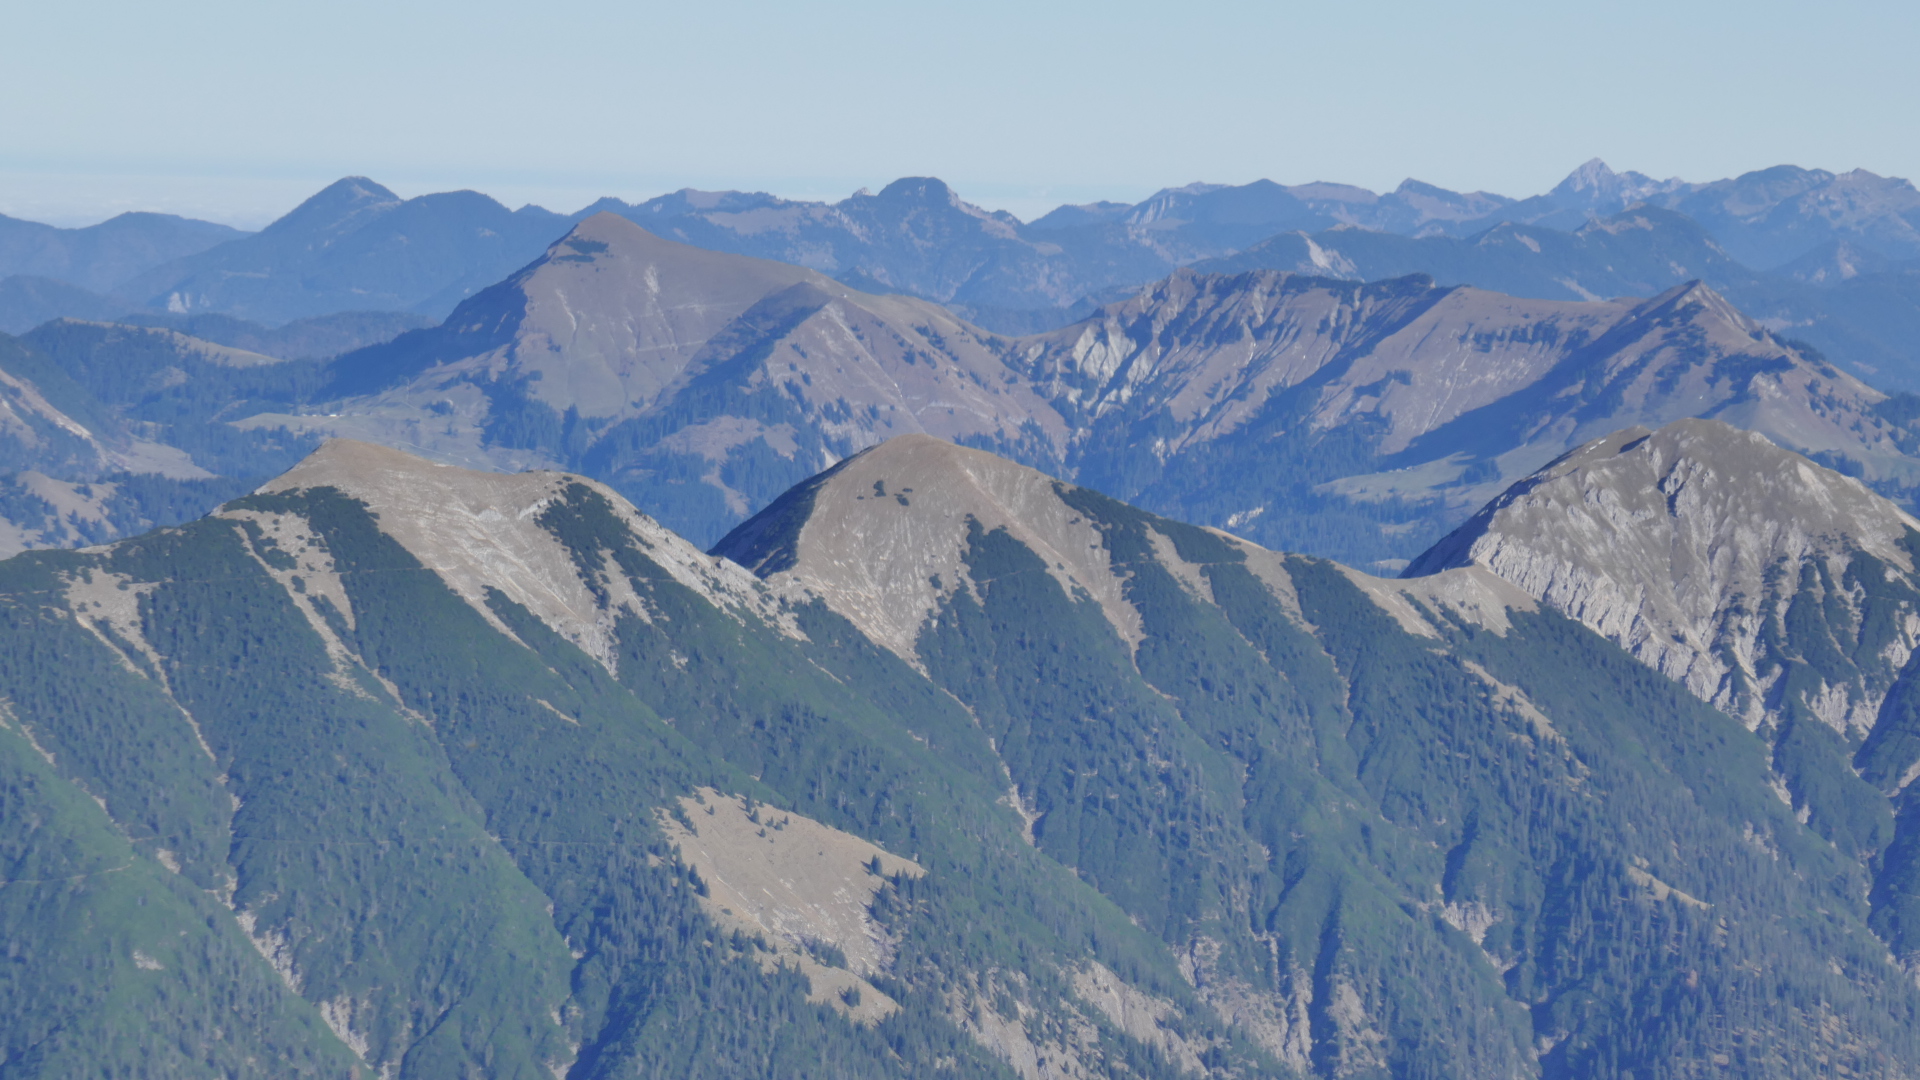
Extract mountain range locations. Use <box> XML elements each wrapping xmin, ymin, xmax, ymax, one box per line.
<box><xmin>0</xmin><ymin>210</ymin><xmax>244</xmax><ymax>293</ymax></box>
<box><xmin>224</xmin><ymin>215</ymin><xmax>1920</xmax><ymax>568</ymax></box>
<box><xmin>11</xmin><ymin>426</ymin><xmax>1920</xmax><ymax>1077</ymax></box>
<box><xmin>6</xmin><ymin>208</ymin><xmax>1920</xmax><ymax>576</ymax></box>
<box><xmin>16</xmin><ymin>153</ymin><xmax>1920</xmax><ymax>1080</ymax></box>
<box><xmin>11</xmin><ymin>160</ymin><xmax>1920</xmax><ymax>388</ymax></box>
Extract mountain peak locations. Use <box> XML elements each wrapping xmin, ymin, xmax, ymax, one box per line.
<box><xmin>714</xmin><ymin>434</ymin><xmax>1149</xmax><ymax>660</ymax></box>
<box><xmin>560</xmin><ymin>209</ymin><xmax>661</xmax><ymax>248</ymax></box>
<box><xmin>373</xmin><ymin>210</ymin><xmax>826</xmax><ymax>418</ymax></box>
<box><xmin>1550</xmin><ymin>159</ymin><xmax>1689</xmax><ymax>212</ymax></box>
<box><xmin>714</xmin><ymin>434</ymin><xmax>1532</xmax><ymax>666</ymax></box>
<box><xmin>1554</xmin><ymin>158</ymin><xmax>1618</xmax><ymax>194</ymax></box>
<box><xmin>258</xmin><ymin>438</ymin><xmax>789</xmax><ymax>670</ymax></box>
<box><xmin>259</xmin><ymin>436</ymin><xmax>455</xmax><ymax>495</ymax></box>
<box><xmin>870</xmin><ymin>177</ymin><xmax>959</xmax><ymax>205</ymax></box>
<box><xmin>260</xmin><ymin>176</ymin><xmax>403</xmax><ymax>239</ymax></box>
<box><xmin>1406</xmin><ymin>416</ymin><xmax>1920</xmax><ymax>728</ymax></box>
<box><xmin>1627</xmin><ymin>278</ymin><xmax>1756</xmax><ymax>332</ymax></box>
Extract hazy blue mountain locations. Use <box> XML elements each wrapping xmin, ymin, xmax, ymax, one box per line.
<box><xmin>1193</xmin><ymin>206</ymin><xmax>1763</xmax><ymax>303</ymax></box>
<box><xmin>119</xmin><ymin>178</ymin><xmax>578</xmax><ymax>323</ymax></box>
<box><xmin>0</xmin><ymin>275</ymin><xmax>123</xmax><ymax>333</ymax></box>
<box><xmin>1024</xmin><ymin>199</ymin><xmax>1134</xmax><ymax>230</ymax></box>
<box><xmin>232</xmin><ymin>218</ymin><xmax>1920</xmax><ymax>572</ymax></box>
<box><xmin>45</xmin><ymin>164</ymin><xmax>1914</xmax><ymax>368</ymax></box>
<box><xmin>1456</xmin><ymin>161</ymin><xmax>1920</xmax><ymax>270</ymax></box>
<box><xmin>1799</xmin><ymin>269</ymin><xmax>1920</xmax><ymax>385</ymax></box>
<box><xmin>115</xmin><ymin>309</ymin><xmax>432</xmax><ymax>360</ymax></box>
<box><xmin>1773</xmin><ymin>239</ymin><xmax>1903</xmax><ymax>285</ymax></box>
<box><xmin>7</xmin><ymin>432</ymin><xmax>1920</xmax><ymax>1076</ymax></box>
<box><xmin>1191</xmin><ymin>207</ymin><xmax>1920</xmax><ymax>393</ymax></box>
<box><xmin>598</xmin><ymin>176</ymin><xmax>1513</xmax><ymax>331</ymax></box>
<box><xmin>0</xmin><ymin>209</ymin><xmax>246</xmax><ymax>293</ymax></box>
<box><xmin>1452</xmin><ymin>158</ymin><xmax>1692</xmax><ymax>234</ymax></box>
<box><xmin>593</xmin><ymin>177</ymin><xmax>1175</xmax><ymax>325</ymax></box>
<box><xmin>1020</xmin><ymin>166</ymin><xmax>1920</xmax><ymax>379</ymax></box>
<box><xmin>1668</xmin><ymin>166</ymin><xmax>1920</xmax><ymax>268</ymax></box>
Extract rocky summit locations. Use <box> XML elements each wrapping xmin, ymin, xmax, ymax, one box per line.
<box><xmin>1407</xmin><ymin>418</ymin><xmax>1920</xmax><ymax>734</ymax></box>
<box><xmin>1408</xmin><ymin>418</ymin><xmax>1920</xmax><ymax>968</ymax></box>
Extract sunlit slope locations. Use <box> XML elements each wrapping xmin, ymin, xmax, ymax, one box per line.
<box><xmin>720</xmin><ymin>433</ymin><xmax>1920</xmax><ymax>1077</ymax></box>
<box><xmin>0</xmin><ymin>440</ymin><xmax>1270</xmax><ymax>1079</ymax></box>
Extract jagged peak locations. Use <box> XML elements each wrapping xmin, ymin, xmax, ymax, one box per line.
<box><xmin>1553</xmin><ymin>158</ymin><xmax>1617</xmax><ymax>194</ymax></box>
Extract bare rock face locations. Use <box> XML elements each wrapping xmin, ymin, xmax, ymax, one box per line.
<box><xmin>1023</xmin><ymin>272</ymin><xmax>1910</xmax><ymax>491</ymax></box>
<box><xmin>1407</xmin><ymin>418</ymin><xmax>1920</xmax><ymax>735</ymax></box>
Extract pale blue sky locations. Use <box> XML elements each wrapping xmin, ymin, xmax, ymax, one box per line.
<box><xmin>5</xmin><ymin>0</ymin><xmax>1915</xmax><ymax>227</ymax></box>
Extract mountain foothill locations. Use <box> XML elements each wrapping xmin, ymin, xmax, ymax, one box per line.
<box><xmin>12</xmin><ymin>161</ymin><xmax>1920</xmax><ymax>1078</ymax></box>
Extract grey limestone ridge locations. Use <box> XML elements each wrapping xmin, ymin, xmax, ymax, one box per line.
<box><xmin>1404</xmin><ymin>418</ymin><xmax>1920</xmax><ymax>950</ymax></box>
<box><xmin>1405</xmin><ymin>418</ymin><xmax>1920</xmax><ymax>734</ymax></box>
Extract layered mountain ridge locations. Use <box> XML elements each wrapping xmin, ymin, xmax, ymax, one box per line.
<box><xmin>6</xmin><ymin>207</ymin><xmax>1919</xmax><ymax>574</ymax></box>
<box><xmin>10</xmin><ymin>157</ymin><xmax>1920</xmax><ymax>1079</ymax></box>
<box><xmin>298</xmin><ymin>217</ymin><xmax>1919</xmax><ymax>571</ymax></box>
<box><xmin>10</xmin><ymin>431</ymin><xmax>1920</xmax><ymax>1077</ymax></box>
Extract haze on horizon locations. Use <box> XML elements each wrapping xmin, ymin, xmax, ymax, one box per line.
<box><xmin>4</xmin><ymin>0</ymin><xmax>1916</xmax><ymax>228</ymax></box>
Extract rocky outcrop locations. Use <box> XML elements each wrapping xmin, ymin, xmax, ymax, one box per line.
<box><xmin>1406</xmin><ymin>418</ymin><xmax>1920</xmax><ymax>734</ymax></box>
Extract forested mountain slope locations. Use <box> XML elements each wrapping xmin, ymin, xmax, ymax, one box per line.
<box><xmin>1406</xmin><ymin>419</ymin><xmax>1920</xmax><ymax>969</ymax></box>
<box><xmin>0</xmin><ymin>438</ymin><xmax>1246</xmax><ymax>1079</ymax></box>
<box><xmin>716</xmin><ymin>434</ymin><xmax>1920</xmax><ymax>1078</ymax></box>
<box><xmin>9</xmin><ymin>434</ymin><xmax>1920</xmax><ymax>1076</ymax></box>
